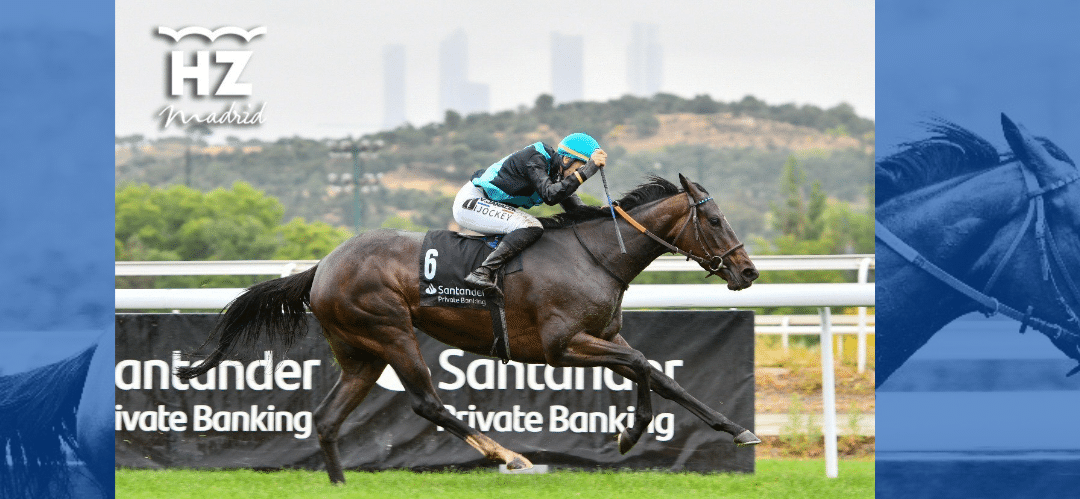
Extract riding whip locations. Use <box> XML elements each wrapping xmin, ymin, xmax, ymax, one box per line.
<box><xmin>598</xmin><ymin>165</ymin><xmax>627</xmax><ymax>253</ymax></box>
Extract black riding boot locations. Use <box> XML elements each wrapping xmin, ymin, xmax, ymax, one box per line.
<box><xmin>465</xmin><ymin>226</ymin><xmax>544</xmax><ymax>289</ymax></box>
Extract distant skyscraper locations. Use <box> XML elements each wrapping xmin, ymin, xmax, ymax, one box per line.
<box><xmin>439</xmin><ymin>30</ymin><xmax>469</xmax><ymax>114</ymax></box>
<box><xmin>439</xmin><ymin>29</ymin><xmax>489</xmax><ymax>115</ymax></box>
<box><xmin>383</xmin><ymin>44</ymin><xmax>406</xmax><ymax>129</ymax></box>
<box><xmin>627</xmin><ymin>23</ymin><xmax>663</xmax><ymax>97</ymax></box>
<box><xmin>460</xmin><ymin>82</ymin><xmax>490</xmax><ymax>115</ymax></box>
<box><xmin>551</xmin><ymin>32</ymin><xmax>584</xmax><ymax>103</ymax></box>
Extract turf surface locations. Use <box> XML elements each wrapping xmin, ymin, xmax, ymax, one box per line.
<box><xmin>116</xmin><ymin>459</ymin><xmax>873</xmax><ymax>498</ymax></box>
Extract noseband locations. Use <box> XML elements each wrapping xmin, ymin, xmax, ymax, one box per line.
<box><xmin>613</xmin><ymin>192</ymin><xmax>744</xmax><ymax>278</ymax></box>
<box><xmin>876</xmin><ymin>162</ymin><xmax>1080</xmax><ymax>373</ymax></box>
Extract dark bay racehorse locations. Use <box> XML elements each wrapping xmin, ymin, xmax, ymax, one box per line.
<box><xmin>0</xmin><ymin>333</ymin><xmax>113</xmax><ymax>498</ymax></box>
<box><xmin>876</xmin><ymin>114</ymin><xmax>1080</xmax><ymax>387</ymax></box>
<box><xmin>178</xmin><ymin>174</ymin><xmax>760</xmax><ymax>483</ymax></box>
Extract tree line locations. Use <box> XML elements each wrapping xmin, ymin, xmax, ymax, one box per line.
<box><xmin>116</xmin><ymin>92</ymin><xmax>872</xmax><ymax>249</ymax></box>
<box><xmin>116</xmin><ymin>152</ymin><xmax>871</xmax><ymax>296</ymax></box>
<box><xmin>115</xmin><ymin>182</ymin><xmax>352</xmax><ymax>289</ymax></box>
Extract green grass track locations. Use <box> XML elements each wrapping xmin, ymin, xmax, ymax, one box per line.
<box><xmin>117</xmin><ymin>459</ymin><xmax>873</xmax><ymax>498</ymax></box>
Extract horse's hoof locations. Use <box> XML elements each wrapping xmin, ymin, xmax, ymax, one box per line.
<box><xmin>506</xmin><ymin>456</ymin><xmax>533</xmax><ymax>470</ymax></box>
<box><xmin>734</xmin><ymin>430</ymin><xmax>761</xmax><ymax>447</ymax></box>
<box><xmin>617</xmin><ymin>430</ymin><xmax>637</xmax><ymax>454</ymax></box>
<box><xmin>327</xmin><ymin>470</ymin><xmax>346</xmax><ymax>485</ymax></box>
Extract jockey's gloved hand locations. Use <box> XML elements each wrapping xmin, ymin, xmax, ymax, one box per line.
<box><xmin>591</xmin><ymin>149</ymin><xmax>607</xmax><ymax>168</ymax></box>
<box><xmin>576</xmin><ymin>158</ymin><xmax>603</xmax><ymax>183</ymax></box>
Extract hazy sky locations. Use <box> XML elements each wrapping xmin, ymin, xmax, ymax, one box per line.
<box><xmin>116</xmin><ymin>0</ymin><xmax>874</xmax><ymax>141</ymax></box>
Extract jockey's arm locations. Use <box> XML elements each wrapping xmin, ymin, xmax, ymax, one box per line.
<box><xmin>560</xmin><ymin>193</ymin><xmax>587</xmax><ymax>212</ymax></box>
<box><xmin>527</xmin><ymin>157</ymin><xmax>602</xmax><ymax>206</ymax></box>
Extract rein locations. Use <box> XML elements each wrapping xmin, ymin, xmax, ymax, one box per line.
<box><xmin>876</xmin><ymin>164</ymin><xmax>1080</xmax><ymax>373</ymax></box>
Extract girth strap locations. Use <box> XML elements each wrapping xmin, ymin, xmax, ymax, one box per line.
<box><xmin>484</xmin><ymin>275</ymin><xmax>511</xmax><ymax>363</ymax></box>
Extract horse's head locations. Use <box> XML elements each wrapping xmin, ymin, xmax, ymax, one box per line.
<box><xmin>674</xmin><ymin>174</ymin><xmax>759</xmax><ymax>290</ymax></box>
<box><xmin>991</xmin><ymin>114</ymin><xmax>1080</xmax><ymax>364</ymax></box>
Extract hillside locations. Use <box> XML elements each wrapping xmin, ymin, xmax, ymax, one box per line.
<box><xmin>607</xmin><ymin>112</ymin><xmax>868</xmax><ymax>153</ymax></box>
<box><xmin>115</xmin><ymin>93</ymin><xmax>874</xmax><ymax>243</ymax></box>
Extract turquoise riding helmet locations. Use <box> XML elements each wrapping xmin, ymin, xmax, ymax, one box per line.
<box><xmin>557</xmin><ymin>133</ymin><xmax>600</xmax><ymax>164</ymax></box>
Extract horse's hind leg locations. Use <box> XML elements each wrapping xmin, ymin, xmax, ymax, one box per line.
<box><xmin>383</xmin><ymin>332</ymin><xmax>532</xmax><ymax>470</ymax></box>
<box><xmin>542</xmin><ymin>332</ymin><xmax>655</xmax><ymax>454</ymax></box>
<box><xmin>314</xmin><ymin>338</ymin><xmax>387</xmax><ymax>484</ymax></box>
<box><xmin>609</xmin><ymin>334</ymin><xmax>759</xmax><ymax>446</ymax></box>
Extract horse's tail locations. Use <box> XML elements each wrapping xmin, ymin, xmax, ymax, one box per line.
<box><xmin>0</xmin><ymin>344</ymin><xmax>96</xmax><ymax>499</ymax></box>
<box><xmin>176</xmin><ymin>265</ymin><xmax>318</xmax><ymax>380</ymax></box>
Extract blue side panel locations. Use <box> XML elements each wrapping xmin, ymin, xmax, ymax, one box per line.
<box><xmin>531</xmin><ymin>141</ymin><xmax>551</xmax><ymax>160</ymax></box>
<box><xmin>878</xmin><ymin>2</ymin><xmax>1080</xmax><ymax>497</ymax></box>
<box><xmin>0</xmin><ymin>0</ymin><xmax>115</xmax><ymax>497</ymax></box>
<box><xmin>472</xmin><ymin>157</ymin><xmax>516</xmax><ymax>202</ymax></box>
<box><xmin>472</xmin><ymin>153</ymin><xmax>544</xmax><ymax>209</ymax></box>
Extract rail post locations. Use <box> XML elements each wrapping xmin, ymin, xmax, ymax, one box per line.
<box><xmin>781</xmin><ymin>316</ymin><xmax>790</xmax><ymax>350</ymax></box>
<box><xmin>857</xmin><ymin>257</ymin><xmax>872</xmax><ymax>373</ymax></box>
<box><xmin>819</xmin><ymin>306</ymin><xmax>839</xmax><ymax>478</ymax></box>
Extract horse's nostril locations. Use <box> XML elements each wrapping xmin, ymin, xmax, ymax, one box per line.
<box><xmin>743</xmin><ymin>268</ymin><xmax>759</xmax><ymax>281</ymax></box>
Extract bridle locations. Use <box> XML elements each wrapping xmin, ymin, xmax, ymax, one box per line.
<box><xmin>876</xmin><ymin>160</ymin><xmax>1080</xmax><ymax>373</ymax></box>
<box><xmin>613</xmin><ymin>191</ymin><xmax>745</xmax><ymax>278</ymax></box>
<box><xmin>570</xmin><ymin>190</ymin><xmax>746</xmax><ymax>290</ymax></box>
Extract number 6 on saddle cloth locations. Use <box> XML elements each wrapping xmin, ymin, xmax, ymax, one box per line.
<box><xmin>418</xmin><ymin>231</ymin><xmax>521</xmax><ymax>362</ymax></box>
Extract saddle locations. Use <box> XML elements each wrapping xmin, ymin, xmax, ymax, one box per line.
<box><xmin>418</xmin><ymin>230</ymin><xmax>522</xmax><ymax>362</ymax></box>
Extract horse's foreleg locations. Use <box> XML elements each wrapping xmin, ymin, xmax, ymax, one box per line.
<box><xmin>385</xmin><ymin>336</ymin><xmax>532</xmax><ymax>470</ymax></box>
<box><xmin>314</xmin><ymin>356</ymin><xmax>387</xmax><ymax>484</ymax></box>
<box><xmin>545</xmin><ymin>333</ymin><xmax>654</xmax><ymax>454</ymax></box>
<box><xmin>609</xmin><ymin>335</ymin><xmax>759</xmax><ymax>446</ymax></box>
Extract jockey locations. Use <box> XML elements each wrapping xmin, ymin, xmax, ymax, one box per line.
<box><xmin>454</xmin><ymin>133</ymin><xmax>607</xmax><ymax>289</ymax></box>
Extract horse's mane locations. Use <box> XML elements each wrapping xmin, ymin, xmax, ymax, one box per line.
<box><xmin>876</xmin><ymin>120</ymin><xmax>1003</xmax><ymax>203</ymax></box>
<box><xmin>876</xmin><ymin>119</ymin><xmax>1078</xmax><ymax>204</ymax></box>
<box><xmin>0</xmin><ymin>345</ymin><xmax>95</xmax><ymax>498</ymax></box>
<box><xmin>539</xmin><ymin>175</ymin><xmax>686</xmax><ymax>229</ymax></box>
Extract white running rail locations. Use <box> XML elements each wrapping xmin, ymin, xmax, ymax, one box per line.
<box><xmin>115</xmin><ymin>254</ymin><xmax>874</xmax><ymax>277</ymax></box>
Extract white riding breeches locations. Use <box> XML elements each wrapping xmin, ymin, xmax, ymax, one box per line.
<box><xmin>453</xmin><ymin>182</ymin><xmax>542</xmax><ymax>235</ymax></box>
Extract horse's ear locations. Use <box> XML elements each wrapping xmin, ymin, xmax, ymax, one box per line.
<box><xmin>678</xmin><ymin>173</ymin><xmax>707</xmax><ymax>199</ymax></box>
<box><xmin>678</xmin><ymin>173</ymin><xmax>691</xmax><ymax>191</ymax></box>
<box><xmin>1001</xmin><ymin>113</ymin><xmax>1076</xmax><ymax>183</ymax></box>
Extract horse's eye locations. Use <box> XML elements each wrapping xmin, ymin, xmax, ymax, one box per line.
<box><xmin>709</xmin><ymin>217</ymin><xmax>721</xmax><ymax>226</ymax></box>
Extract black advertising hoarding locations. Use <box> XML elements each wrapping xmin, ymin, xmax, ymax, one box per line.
<box><xmin>115</xmin><ymin>311</ymin><xmax>754</xmax><ymax>472</ymax></box>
